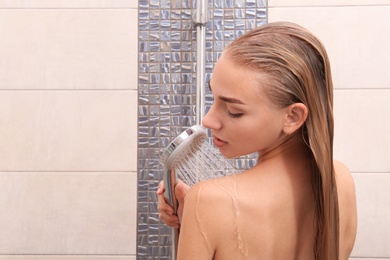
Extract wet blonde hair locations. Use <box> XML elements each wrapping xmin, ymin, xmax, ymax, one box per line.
<box><xmin>225</xmin><ymin>22</ymin><xmax>339</xmax><ymax>260</ymax></box>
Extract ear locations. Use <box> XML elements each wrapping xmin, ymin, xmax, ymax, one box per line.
<box><xmin>283</xmin><ymin>103</ymin><xmax>308</xmax><ymax>135</ymax></box>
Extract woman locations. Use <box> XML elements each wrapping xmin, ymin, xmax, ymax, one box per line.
<box><xmin>157</xmin><ymin>21</ymin><xmax>357</xmax><ymax>260</ymax></box>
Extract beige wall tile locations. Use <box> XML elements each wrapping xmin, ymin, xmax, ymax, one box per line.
<box><xmin>0</xmin><ymin>172</ymin><xmax>137</xmax><ymax>254</ymax></box>
<box><xmin>269</xmin><ymin>0</ymin><xmax>390</xmax><ymax>7</ymax></box>
<box><xmin>351</xmin><ymin>173</ymin><xmax>390</xmax><ymax>258</ymax></box>
<box><xmin>0</xmin><ymin>4</ymin><xmax>140</xmax><ymax>258</ymax></box>
<box><xmin>268</xmin><ymin>6</ymin><xmax>390</xmax><ymax>89</ymax></box>
<box><xmin>334</xmin><ymin>89</ymin><xmax>390</xmax><ymax>173</ymax></box>
<box><xmin>0</xmin><ymin>9</ymin><xmax>138</xmax><ymax>90</ymax></box>
<box><xmin>0</xmin><ymin>90</ymin><xmax>137</xmax><ymax>171</ymax></box>
<box><xmin>0</xmin><ymin>0</ymin><xmax>137</xmax><ymax>9</ymax></box>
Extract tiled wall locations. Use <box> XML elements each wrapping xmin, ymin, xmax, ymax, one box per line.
<box><xmin>1</xmin><ymin>0</ymin><xmax>389</xmax><ymax>259</ymax></box>
<box><xmin>0</xmin><ymin>0</ymin><xmax>138</xmax><ymax>259</ymax></box>
<box><xmin>137</xmin><ymin>0</ymin><xmax>266</xmax><ymax>258</ymax></box>
<box><xmin>268</xmin><ymin>0</ymin><xmax>390</xmax><ymax>259</ymax></box>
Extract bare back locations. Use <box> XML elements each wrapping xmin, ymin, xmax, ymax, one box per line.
<box><xmin>177</xmin><ymin>159</ymin><xmax>357</xmax><ymax>260</ymax></box>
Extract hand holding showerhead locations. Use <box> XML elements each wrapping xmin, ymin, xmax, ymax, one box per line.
<box><xmin>159</xmin><ymin>125</ymin><xmax>238</xmax><ymax>208</ymax></box>
<box><xmin>157</xmin><ymin>179</ymin><xmax>187</xmax><ymax>227</ymax></box>
<box><xmin>159</xmin><ymin>124</ymin><xmax>238</xmax><ymax>258</ymax></box>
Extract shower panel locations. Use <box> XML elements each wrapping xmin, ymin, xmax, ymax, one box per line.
<box><xmin>194</xmin><ymin>0</ymin><xmax>208</xmax><ymax>124</ymax></box>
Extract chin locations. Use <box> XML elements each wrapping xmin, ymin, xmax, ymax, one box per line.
<box><xmin>219</xmin><ymin>147</ymin><xmax>259</xmax><ymax>160</ymax></box>
<box><xmin>218</xmin><ymin>148</ymin><xmax>240</xmax><ymax>159</ymax></box>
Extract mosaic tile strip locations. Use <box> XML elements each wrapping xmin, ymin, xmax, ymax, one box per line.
<box><xmin>138</xmin><ymin>0</ymin><xmax>267</xmax><ymax>258</ymax></box>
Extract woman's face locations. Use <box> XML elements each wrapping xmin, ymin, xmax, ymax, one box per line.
<box><xmin>202</xmin><ymin>54</ymin><xmax>288</xmax><ymax>158</ymax></box>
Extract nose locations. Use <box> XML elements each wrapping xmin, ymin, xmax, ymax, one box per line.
<box><xmin>202</xmin><ymin>105</ymin><xmax>222</xmax><ymax>130</ymax></box>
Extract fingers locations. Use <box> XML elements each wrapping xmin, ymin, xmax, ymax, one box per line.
<box><xmin>158</xmin><ymin>212</ymin><xmax>180</xmax><ymax>228</ymax></box>
<box><xmin>157</xmin><ymin>181</ymin><xmax>180</xmax><ymax>228</ymax></box>
<box><xmin>157</xmin><ymin>193</ymin><xmax>173</xmax><ymax>215</ymax></box>
<box><xmin>175</xmin><ymin>180</ymin><xmax>190</xmax><ymax>202</ymax></box>
<box><xmin>157</xmin><ymin>201</ymin><xmax>180</xmax><ymax>228</ymax></box>
<box><xmin>156</xmin><ymin>180</ymin><xmax>190</xmax><ymax>228</ymax></box>
<box><xmin>174</xmin><ymin>180</ymin><xmax>190</xmax><ymax>223</ymax></box>
<box><xmin>157</xmin><ymin>180</ymin><xmax>165</xmax><ymax>195</ymax></box>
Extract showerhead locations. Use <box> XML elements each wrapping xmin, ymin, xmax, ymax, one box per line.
<box><xmin>160</xmin><ymin>124</ymin><xmax>239</xmax><ymax>206</ymax></box>
<box><xmin>159</xmin><ymin>125</ymin><xmax>207</xmax><ymax>259</ymax></box>
<box><xmin>159</xmin><ymin>125</ymin><xmax>207</xmax><ymax>212</ymax></box>
<box><xmin>160</xmin><ymin>125</ymin><xmax>207</xmax><ymax>171</ymax></box>
<box><xmin>159</xmin><ymin>125</ymin><xmax>238</xmax><ymax>259</ymax></box>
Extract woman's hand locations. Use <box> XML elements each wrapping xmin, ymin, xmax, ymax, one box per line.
<box><xmin>157</xmin><ymin>179</ymin><xmax>189</xmax><ymax>228</ymax></box>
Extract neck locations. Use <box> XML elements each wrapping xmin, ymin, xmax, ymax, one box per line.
<box><xmin>257</xmin><ymin>133</ymin><xmax>311</xmax><ymax>165</ymax></box>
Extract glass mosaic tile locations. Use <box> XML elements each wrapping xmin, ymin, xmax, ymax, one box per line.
<box><xmin>138</xmin><ymin>0</ymin><xmax>267</xmax><ymax>258</ymax></box>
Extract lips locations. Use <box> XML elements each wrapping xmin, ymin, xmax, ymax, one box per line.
<box><xmin>212</xmin><ymin>135</ymin><xmax>228</xmax><ymax>148</ymax></box>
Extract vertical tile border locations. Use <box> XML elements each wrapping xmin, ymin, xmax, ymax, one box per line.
<box><xmin>137</xmin><ymin>0</ymin><xmax>267</xmax><ymax>258</ymax></box>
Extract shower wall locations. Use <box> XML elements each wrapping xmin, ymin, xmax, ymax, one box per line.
<box><xmin>137</xmin><ymin>0</ymin><xmax>267</xmax><ymax>258</ymax></box>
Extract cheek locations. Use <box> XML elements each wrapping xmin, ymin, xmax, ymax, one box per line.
<box><xmin>230</xmin><ymin>116</ymin><xmax>282</xmax><ymax>149</ymax></box>
<box><xmin>228</xmin><ymin>122</ymin><xmax>262</xmax><ymax>149</ymax></box>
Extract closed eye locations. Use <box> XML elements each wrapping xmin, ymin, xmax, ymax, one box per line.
<box><xmin>228</xmin><ymin>111</ymin><xmax>244</xmax><ymax>118</ymax></box>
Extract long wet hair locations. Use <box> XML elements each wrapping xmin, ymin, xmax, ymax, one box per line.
<box><xmin>225</xmin><ymin>22</ymin><xmax>339</xmax><ymax>260</ymax></box>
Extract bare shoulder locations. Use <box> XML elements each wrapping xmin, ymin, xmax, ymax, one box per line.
<box><xmin>334</xmin><ymin>160</ymin><xmax>355</xmax><ymax>190</ymax></box>
<box><xmin>333</xmin><ymin>160</ymin><xmax>358</xmax><ymax>259</ymax></box>
<box><xmin>333</xmin><ymin>160</ymin><xmax>357</xmax><ymax>216</ymax></box>
<box><xmin>182</xmin><ymin>177</ymin><xmax>236</xmax><ymax>247</ymax></box>
<box><xmin>186</xmin><ymin>176</ymin><xmax>236</xmax><ymax>201</ymax></box>
<box><xmin>179</xmin><ymin>177</ymin><xmax>237</xmax><ymax>258</ymax></box>
<box><xmin>185</xmin><ymin>176</ymin><xmax>238</xmax><ymax>226</ymax></box>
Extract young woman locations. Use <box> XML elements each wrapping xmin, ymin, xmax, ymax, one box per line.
<box><xmin>157</xmin><ymin>21</ymin><xmax>357</xmax><ymax>260</ymax></box>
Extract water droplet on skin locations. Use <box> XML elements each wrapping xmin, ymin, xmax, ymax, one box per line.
<box><xmin>172</xmin><ymin>139</ymin><xmax>248</xmax><ymax>257</ymax></box>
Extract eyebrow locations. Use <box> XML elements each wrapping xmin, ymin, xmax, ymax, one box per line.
<box><xmin>208</xmin><ymin>79</ymin><xmax>246</xmax><ymax>105</ymax></box>
<box><xmin>219</xmin><ymin>96</ymin><xmax>245</xmax><ymax>104</ymax></box>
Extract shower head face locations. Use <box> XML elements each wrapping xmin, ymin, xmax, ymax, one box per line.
<box><xmin>159</xmin><ymin>124</ymin><xmax>238</xmax><ymax>217</ymax></box>
<box><xmin>159</xmin><ymin>125</ymin><xmax>207</xmax><ymax>169</ymax></box>
<box><xmin>159</xmin><ymin>125</ymin><xmax>208</xmax><ymax>217</ymax></box>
